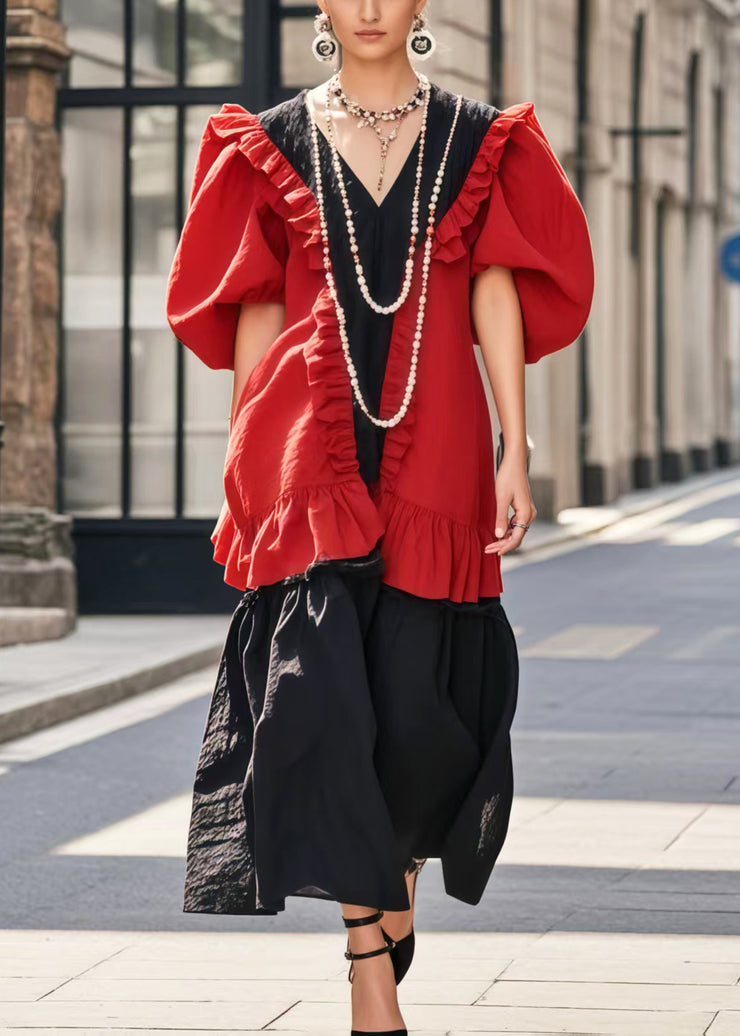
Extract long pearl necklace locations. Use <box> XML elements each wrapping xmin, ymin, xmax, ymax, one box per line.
<box><xmin>324</xmin><ymin>72</ymin><xmax>430</xmax><ymax>316</ymax></box>
<box><xmin>307</xmin><ymin>87</ymin><xmax>463</xmax><ymax>430</ymax></box>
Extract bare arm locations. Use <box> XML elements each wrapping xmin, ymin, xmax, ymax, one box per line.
<box><xmin>230</xmin><ymin>301</ymin><xmax>285</xmax><ymax>427</ymax></box>
<box><xmin>470</xmin><ymin>265</ymin><xmax>537</xmax><ymax>555</ymax></box>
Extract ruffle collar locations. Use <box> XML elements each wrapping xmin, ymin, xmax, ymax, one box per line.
<box><xmin>206</xmin><ymin>103</ymin><xmax>325</xmax><ymax>270</ymax></box>
<box><xmin>431</xmin><ymin>101</ymin><xmax>536</xmax><ymax>264</ymax></box>
<box><xmin>205</xmin><ymin>99</ymin><xmax>536</xmax><ymax>273</ymax></box>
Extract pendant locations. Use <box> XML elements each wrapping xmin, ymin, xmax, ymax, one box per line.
<box><xmin>377</xmin><ymin>138</ymin><xmax>391</xmax><ymax>192</ymax></box>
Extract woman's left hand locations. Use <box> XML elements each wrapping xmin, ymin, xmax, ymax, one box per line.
<box><xmin>484</xmin><ymin>456</ymin><xmax>537</xmax><ymax>556</ymax></box>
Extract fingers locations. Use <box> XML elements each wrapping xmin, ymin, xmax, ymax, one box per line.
<box><xmin>485</xmin><ymin>504</ymin><xmax>537</xmax><ymax>556</ymax></box>
<box><xmin>485</xmin><ymin>523</ymin><xmax>526</xmax><ymax>555</ymax></box>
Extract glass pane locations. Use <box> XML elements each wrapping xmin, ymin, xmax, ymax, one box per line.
<box><xmin>281</xmin><ymin>16</ymin><xmax>331</xmax><ymax>89</ymax></box>
<box><xmin>186</xmin><ymin>0</ymin><xmax>243</xmax><ymax>86</ymax></box>
<box><xmin>182</xmin><ymin>106</ymin><xmax>232</xmax><ymax>518</ymax></box>
<box><xmin>61</xmin><ymin>0</ymin><xmax>125</xmax><ymax>88</ymax></box>
<box><xmin>130</xmin><ymin>107</ymin><xmax>178</xmax><ymax>517</ymax></box>
<box><xmin>61</xmin><ymin>109</ymin><xmax>124</xmax><ymax>516</ymax></box>
<box><xmin>133</xmin><ymin>0</ymin><xmax>177</xmax><ymax>86</ymax></box>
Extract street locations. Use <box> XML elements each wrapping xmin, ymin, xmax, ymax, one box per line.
<box><xmin>1</xmin><ymin>473</ymin><xmax>739</xmax><ymax>1033</ymax></box>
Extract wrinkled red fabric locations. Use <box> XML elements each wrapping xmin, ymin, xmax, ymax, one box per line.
<box><xmin>165</xmin><ymin>99</ymin><xmax>594</xmax><ymax>602</ymax></box>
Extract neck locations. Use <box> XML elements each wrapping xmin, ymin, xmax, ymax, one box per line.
<box><xmin>335</xmin><ymin>59</ymin><xmax>420</xmax><ymax>110</ymax></box>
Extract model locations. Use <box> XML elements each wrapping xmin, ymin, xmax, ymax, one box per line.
<box><xmin>165</xmin><ymin>1</ymin><xmax>594</xmax><ymax>1033</ymax></box>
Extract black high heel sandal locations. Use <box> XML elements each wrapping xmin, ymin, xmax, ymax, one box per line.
<box><xmin>342</xmin><ymin>909</ymin><xmax>407</xmax><ymax>1036</ymax></box>
<box><xmin>383</xmin><ymin>857</ymin><xmax>427</xmax><ymax>985</ymax></box>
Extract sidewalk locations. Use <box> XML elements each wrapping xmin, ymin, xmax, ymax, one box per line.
<box><xmin>1</xmin><ymin>464</ymin><xmax>738</xmax><ymax>747</ymax></box>
<box><xmin>0</xmin><ymin>615</ymin><xmax>227</xmax><ymax>744</ymax></box>
<box><xmin>1</xmin><ymin>927</ymin><xmax>738</xmax><ymax>1033</ymax></box>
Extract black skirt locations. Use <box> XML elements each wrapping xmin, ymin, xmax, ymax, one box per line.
<box><xmin>183</xmin><ymin>545</ymin><xmax>519</xmax><ymax>915</ymax></box>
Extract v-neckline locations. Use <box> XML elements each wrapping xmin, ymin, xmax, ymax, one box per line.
<box><xmin>301</xmin><ymin>85</ymin><xmax>434</xmax><ymax>213</ymax></box>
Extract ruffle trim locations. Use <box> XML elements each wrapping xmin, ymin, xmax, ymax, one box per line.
<box><xmin>430</xmin><ymin>101</ymin><xmax>536</xmax><ymax>266</ymax></box>
<box><xmin>375</xmin><ymin>489</ymin><xmax>503</xmax><ymax>601</ymax></box>
<box><xmin>205</xmin><ymin>99</ymin><xmax>537</xmax><ymax>276</ymax></box>
<box><xmin>212</xmin><ymin>486</ymin><xmax>503</xmax><ymax>603</ymax></box>
<box><xmin>305</xmin><ymin>285</ymin><xmax>367</xmax><ymax>479</ymax></box>
<box><xmin>306</xmin><ymin>271</ymin><xmax>421</xmax><ymax>495</ymax></box>
<box><xmin>212</xmin><ymin>483</ymin><xmax>385</xmax><ymax>592</ymax></box>
<box><xmin>199</xmin><ymin>103</ymin><xmax>325</xmax><ymax>270</ymax></box>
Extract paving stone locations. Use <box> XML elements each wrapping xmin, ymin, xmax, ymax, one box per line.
<box><xmin>264</xmin><ymin>1000</ymin><xmax>714</xmax><ymax>1034</ymax></box>
<box><xmin>552</xmin><ymin>907</ymin><xmax>740</xmax><ymax>935</ymax></box>
<box><xmin>0</xmin><ymin>1000</ymin><xmax>295</xmax><ymax>1029</ymax></box>
<box><xmin>706</xmin><ymin>1013</ymin><xmax>740</xmax><ymax>1035</ymax></box>
<box><xmin>479</xmin><ymin>978</ymin><xmax>740</xmax><ymax>1010</ymax></box>
<box><xmin>0</xmin><ymin>955</ymin><xmax>105</xmax><ymax>978</ymax></box>
<box><xmin>42</xmin><ymin>976</ymin><xmax>491</xmax><ymax>1005</ymax></box>
<box><xmin>0</xmin><ymin>976</ymin><xmax>65</xmax><ymax>1000</ymax></box>
<box><xmin>500</xmin><ymin>956</ymin><xmax>740</xmax><ymax>985</ymax></box>
<box><xmin>85</xmin><ymin>955</ymin><xmax>512</xmax><ymax>982</ymax></box>
<box><xmin>524</xmin><ymin>931</ymin><xmax>740</xmax><ymax>962</ymax></box>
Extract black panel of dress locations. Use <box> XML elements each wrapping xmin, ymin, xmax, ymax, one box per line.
<box><xmin>258</xmin><ymin>81</ymin><xmax>498</xmax><ymax>491</ymax></box>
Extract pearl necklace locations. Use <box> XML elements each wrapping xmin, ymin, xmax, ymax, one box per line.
<box><xmin>324</xmin><ymin>72</ymin><xmax>430</xmax><ymax>316</ymax></box>
<box><xmin>307</xmin><ymin>88</ymin><xmax>464</xmax><ymax>429</ymax></box>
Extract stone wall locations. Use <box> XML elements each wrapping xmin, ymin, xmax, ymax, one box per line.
<box><xmin>0</xmin><ymin>0</ymin><xmax>75</xmax><ymax>633</ymax></box>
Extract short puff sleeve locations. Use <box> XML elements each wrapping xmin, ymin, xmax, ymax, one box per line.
<box><xmin>165</xmin><ymin>113</ymin><xmax>288</xmax><ymax>370</ymax></box>
<box><xmin>470</xmin><ymin>103</ymin><xmax>594</xmax><ymax>364</ymax></box>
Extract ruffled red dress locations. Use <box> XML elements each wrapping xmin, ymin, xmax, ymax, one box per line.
<box><xmin>166</xmin><ymin>82</ymin><xmax>594</xmax><ymax>915</ymax></box>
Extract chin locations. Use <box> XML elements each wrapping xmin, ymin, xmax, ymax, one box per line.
<box><xmin>344</xmin><ymin>41</ymin><xmax>400</xmax><ymax>61</ymax></box>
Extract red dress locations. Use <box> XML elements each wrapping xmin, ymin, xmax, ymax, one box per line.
<box><xmin>166</xmin><ymin>83</ymin><xmax>594</xmax><ymax>915</ymax></box>
<box><xmin>166</xmin><ymin>90</ymin><xmax>594</xmax><ymax>603</ymax></box>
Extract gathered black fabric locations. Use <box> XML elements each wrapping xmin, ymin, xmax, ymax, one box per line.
<box><xmin>183</xmin><ymin>81</ymin><xmax>520</xmax><ymax>915</ymax></box>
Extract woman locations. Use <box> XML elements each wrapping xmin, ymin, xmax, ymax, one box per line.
<box><xmin>165</xmin><ymin>1</ymin><xmax>594</xmax><ymax>1033</ymax></box>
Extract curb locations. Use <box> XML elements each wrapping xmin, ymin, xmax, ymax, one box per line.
<box><xmin>0</xmin><ymin>642</ymin><xmax>222</xmax><ymax>746</ymax></box>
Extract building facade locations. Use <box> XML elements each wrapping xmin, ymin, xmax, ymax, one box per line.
<box><xmin>1</xmin><ymin>0</ymin><xmax>738</xmax><ymax>618</ymax></box>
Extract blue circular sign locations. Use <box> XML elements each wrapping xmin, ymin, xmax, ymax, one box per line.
<box><xmin>720</xmin><ymin>233</ymin><xmax>740</xmax><ymax>283</ymax></box>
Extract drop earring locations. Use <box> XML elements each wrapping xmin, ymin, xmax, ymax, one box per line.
<box><xmin>312</xmin><ymin>12</ymin><xmax>339</xmax><ymax>64</ymax></box>
<box><xmin>408</xmin><ymin>11</ymin><xmax>437</xmax><ymax>60</ymax></box>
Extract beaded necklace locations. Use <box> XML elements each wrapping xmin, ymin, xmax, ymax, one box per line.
<box><xmin>325</xmin><ymin>71</ymin><xmax>430</xmax><ymax>316</ymax></box>
<box><xmin>328</xmin><ymin>72</ymin><xmax>427</xmax><ymax>195</ymax></box>
<box><xmin>306</xmin><ymin>78</ymin><xmax>463</xmax><ymax>429</ymax></box>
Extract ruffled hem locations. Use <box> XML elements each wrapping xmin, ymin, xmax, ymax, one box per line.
<box><xmin>375</xmin><ymin>488</ymin><xmax>503</xmax><ymax>602</ymax></box>
<box><xmin>430</xmin><ymin>101</ymin><xmax>535</xmax><ymax>266</ymax></box>
<box><xmin>212</xmin><ymin>485</ymin><xmax>502</xmax><ymax>602</ymax></box>
<box><xmin>212</xmin><ymin>483</ymin><xmax>385</xmax><ymax>591</ymax></box>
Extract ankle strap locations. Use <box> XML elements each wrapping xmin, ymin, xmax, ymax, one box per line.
<box><xmin>345</xmin><ymin>940</ymin><xmax>395</xmax><ymax>961</ymax></box>
<box><xmin>342</xmin><ymin>909</ymin><xmax>384</xmax><ymax>928</ymax></box>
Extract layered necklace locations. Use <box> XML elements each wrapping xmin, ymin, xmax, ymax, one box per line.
<box><xmin>306</xmin><ymin>73</ymin><xmax>463</xmax><ymax>429</ymax></box>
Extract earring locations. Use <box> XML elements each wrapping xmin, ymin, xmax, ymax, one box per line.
<box><xmin>312</xmin><ymin>12</ymin><xmax>339</xmax><ymax>63</ymax></box>
<box><xmin>408</xmin><ymin>11</ymin><xmax>436</xmax><ymax>60</ymax></box>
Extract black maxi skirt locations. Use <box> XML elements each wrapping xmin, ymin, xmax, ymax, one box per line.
<box><xmin>183</xmin><ymin>544</ymin><xmax>520</xmax><ymax>916</ymax></box>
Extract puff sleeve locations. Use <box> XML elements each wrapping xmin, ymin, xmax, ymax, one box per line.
<box><xmin>165</xmin><ymin>114</ymin><xmax>289</xmax><ymax>370</ymax></box>
<box><xmin>470</xmin><ymin>103</ymin><xmax>594</xmax><ymax>364</ymax></box>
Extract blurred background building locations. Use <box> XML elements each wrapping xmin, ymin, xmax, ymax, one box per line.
<box><xmin>0</xmin><ymin>0</ymin><xmax>739</xmax><ymax>623</ymax></box>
